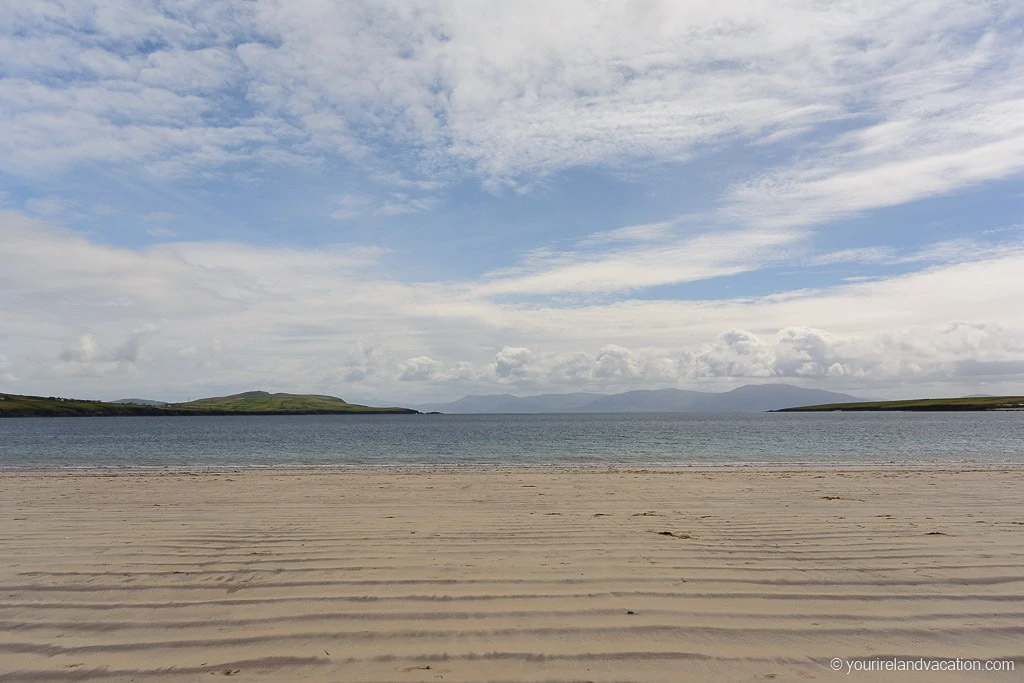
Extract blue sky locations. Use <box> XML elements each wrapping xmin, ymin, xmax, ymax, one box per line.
<box><xmin>2</xmin><ymin>0</ymin><xmax>1024</xmax><ymax>403</ymax></box>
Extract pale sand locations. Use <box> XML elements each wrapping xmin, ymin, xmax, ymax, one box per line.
<box><xmin>1</xmin><ymin>468</ymin><xmax>1022</xmax><ymax>682</ymax></box>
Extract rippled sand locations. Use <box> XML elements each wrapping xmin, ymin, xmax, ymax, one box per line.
<box><xmin>1</xmin><ymin>468</ymin><xmax>1021</xmax><ymax>681</ymax></box>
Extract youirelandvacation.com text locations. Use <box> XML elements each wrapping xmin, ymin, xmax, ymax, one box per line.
<box><xmin>830</xmin><ymin>657</ymin><xmax>1015</xmax><ymax>675</ymax></box>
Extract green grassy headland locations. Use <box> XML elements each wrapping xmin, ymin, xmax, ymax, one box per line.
<box><xmin>0</xmin><ymin>391</ymin><xmax>417</xmax><ymax>417</ymax></box>
<box><xmin>776</xmin><ymin>396</ymin><xmax>1024</xmax><ymax>412</ymax></box>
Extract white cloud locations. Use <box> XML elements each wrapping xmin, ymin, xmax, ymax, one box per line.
<box><xmin>453</xmin><ymin>323</ymin><xmax>1024</xmax><ymax>391</ymax></box>
<box><xmin>54</xmin><ymin>325</ymin><xmax>158</xmax><ymax>377</ymax></box>
<box><xmin>2</xmin><ymin>199</ymin><xmax>1023</xmax><ymax>400</ymax></box>
<box><xmin>490</xmin><ymin>347</ymin><xmax>533</xmax><ymax>382</ymax></box>
<box><xmin>2</xmin><ymin>0</ymin><xmax>1020</xmax><ymax>223</ymax></box>
<box><xmin>376</xmin><ymin>193</ymin><xmax>441</xmax><ymax>216</ymax></box>
<box><xmin>372</xmin><ymin>172</ymin><xmax>445</xmax><ymax>192</ymax></box>
<box><xmin>399</xmin><ymin>356</ymin><xmax>444</xmax><ymax>382</ymax></box>
<box><xmin>112</xmin><ymin>325</ymin><xmax>159</xmax><ymax>363</ymax></box>
<box><xmin>0</xmin><ymin>352</ymin><xmax>14</xmax><ymax>385</ymax></box>
<box><xmin>689</xmin><ymin>330</ymin><xmax>777</xmax><ymax>380</ymax></box>
<box><xmin>140</xmin><ymin>211</ymin><xmax>178</xmax><ymax>238</ymax></box>
<box><xmin>723</xmin><ymin>46</ymin><xmax>1024</xmax><ymax>229</ymax></box>
<box><xmin>24</xmin><ymin>197</ymin><xmax>78</xmax><ymax>220</ymax></box>
<box><xmin>329</xmin><ymin>193</ymin><xmax>373</xmax><ymax>221</ymax></box>
<box><xmin>579</xmin><ymin>221</ymin><xmax>676</xmax><ymax>247</ymax></box>
<box><xmin>58</xmin><ymin>334</ymin><xmax>104</xmax><ymax>364</ymax></box>
<box><xmin>330</xmin><ymin>191</ymin><xmax>440</xmax><ymax>220</ymax></box>
<box><xmin>478</xmin><ymin>228</ymin><xmax>799</xmax><ymax>296</ymax></box>
<box><xmin>805</xmin><ymin>239</ymin><xmax>1012</xmax><ymax>268</ymax></box>
<box><xmin>806</xmin><ymin>247</ymin><xmax>898</xmax><ymax>267</ymax></box>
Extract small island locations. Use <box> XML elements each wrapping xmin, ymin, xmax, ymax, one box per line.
<box><xmin>776</xmin><ymin>395</ymin><xmax>1024</xmax><ymax>412</ymax></box>
<box><xmin>0</xmin><ymin>391</ymin><xmax>418</xmax><ymax>418</ymax></box>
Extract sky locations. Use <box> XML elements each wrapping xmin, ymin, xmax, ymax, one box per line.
<box><xmin>2</xmin><ymin>0</ymin><xmax>1024</xmax><ymax>404</ymax></box>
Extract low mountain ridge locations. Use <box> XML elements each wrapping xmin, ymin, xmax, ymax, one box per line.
<box><xmin>694</xmin><ymin>384</ymin><xmax>862</xmax><ymax>413</ymax></box>
<box><xmin>419</xmin><ymin>384</ymin><xmax>862</xmax><ymax>413</ymax></box>
<box><xmin>578</xmin><ymin>388</ymin><xmax>711</xmax><ymax>413</ymax></box>
<box><xmin>419</xmin><ymin>392</ymin><xmax>604</xmax><ymax>414</ymax></box>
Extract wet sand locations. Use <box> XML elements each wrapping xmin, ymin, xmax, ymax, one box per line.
<box><xmin>1</xmin><ymin>468</ymin><xmax>1021</xmax><ymax>681</ymax></box>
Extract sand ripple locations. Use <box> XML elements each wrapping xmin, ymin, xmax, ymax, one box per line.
<box><xmin>2</xmin><ymin>468</ymin><xmax>1022</xmax><ymax>681</ymax></box>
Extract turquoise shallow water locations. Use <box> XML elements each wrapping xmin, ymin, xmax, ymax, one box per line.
<box><xmin>1</xmin><ymin>412</ymin><xmax>1023</xmax><ymax>469</ymax></box>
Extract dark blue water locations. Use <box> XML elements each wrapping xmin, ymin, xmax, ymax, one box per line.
<box><xmin>1</xmin><ymin>412</ymin><xmax>1022</xmax><ymax>469</ymax></box>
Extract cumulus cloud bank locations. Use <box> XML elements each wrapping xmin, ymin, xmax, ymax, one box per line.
<box><xmin>2</xmin><ymin>209</ymin><xmax>1023</xmax><ymax>401</ymax></box>
<box><xmin>396</xmin><ymin>323</ymin><xmax>1024</xmax><ymax>394</ymax></box>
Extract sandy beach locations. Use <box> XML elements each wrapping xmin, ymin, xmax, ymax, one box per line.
<box><xmin>1</xmin><ymin>467</ymin><xmax>1021</xmax><ymax>682</ymax></box>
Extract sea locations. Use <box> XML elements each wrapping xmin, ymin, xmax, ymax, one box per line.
<box><xmin>1</xmin><ymin>412</ymin><xmax>1022</xmax><ymax>470</ymax></box>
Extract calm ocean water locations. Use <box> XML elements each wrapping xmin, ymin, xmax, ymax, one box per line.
<box><xmin>1</xmin><ymin>412</ymin><xmax>1023</xmax><ymax>469</ymax></box>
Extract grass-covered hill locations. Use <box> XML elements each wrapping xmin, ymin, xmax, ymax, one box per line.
<box><xmin>176</xmin><ymin>391</ymin><xmax>411</xmax><ymax>413</ymax></box>
<box><xmin>776</xmin><ymin>396</ymin><xmax>1024</xmax><ymax>412</ymax></box>
<box><xmin>0</xmin><ymin>394</ymin><xmax>173</xmax><ymax>417</ymax></box>
<box><xmin>0</xmin><ymin>391</ymin><xmax>417</xmax><ymax>417</ymax></box>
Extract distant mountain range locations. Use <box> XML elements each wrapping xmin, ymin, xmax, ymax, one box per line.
<box><xmin>416</xmin><ymin>384</ymin><xmax>862</xmax><ymax>413</ymax></box>
<box><xmin>112</xmin><ymin>398</ymin><xmax>169</xmax><ymax>406</ymax></box>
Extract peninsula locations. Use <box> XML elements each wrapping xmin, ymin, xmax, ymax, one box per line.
<box><xmin>776</xmin><ymin>395</ymin><xmax>1024</xmax><ymax>412</ymax></box>
<box><xmin>0</xmin><ymin>391</ymin><xmax>418</xmax><ymax>417</ymax></box>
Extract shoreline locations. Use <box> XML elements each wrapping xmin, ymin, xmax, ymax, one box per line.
<box><xmin>3</xmin><ymin>461</ymin><xmax>1024</xmax><ymax>474</ymax></box>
